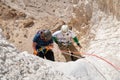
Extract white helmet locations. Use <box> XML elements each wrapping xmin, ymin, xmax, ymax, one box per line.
<box><xmin>61</xmin><ymin>25</ymin><xmax>69</xmax><ymax>33</ymax></box>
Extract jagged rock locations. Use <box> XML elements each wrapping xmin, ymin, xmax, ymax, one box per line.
<box><xmin>0</xmin><ymin>0</ymin><xmax>120</xmax><ymax>80</ymax></box>
<box><xmin>51</xmin><ymin>20</ymin><xmax>65</xmax><ymax>33</ymax></box>
<box><xmin>0</xmin><ymin>29</ymin><xmax>120</xmax><ymax>80</ymax></box>
<box><xmin>5</xmin><ymin>32</ymin><xmax>10</xmax><ymax>39</ymax></box>
<box><xmin>23</xmin><ymin>19</ymin><xmax>34</xmax><ymax>28</ymax></box>
<box><xmin>18</xmin><ymin>41</ymin><xmax>22</xmax><ymax>43</ymax></box>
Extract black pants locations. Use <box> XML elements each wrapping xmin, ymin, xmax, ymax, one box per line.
<box><xmin>37</xmin><ymin>49</ymin><xmax>55</xmax><ymax>61</ymax></box>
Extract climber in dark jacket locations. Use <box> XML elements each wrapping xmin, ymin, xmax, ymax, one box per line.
<box><xmin>32</xmin><ymin>29</ymin><xmax>55</xmax><ymax>61</ymax></box>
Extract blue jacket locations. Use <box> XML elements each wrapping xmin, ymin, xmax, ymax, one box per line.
<box><xmin>33</xmin><ymin>32</ymin><xmax>53</xmax><ymax>49</ymax></box>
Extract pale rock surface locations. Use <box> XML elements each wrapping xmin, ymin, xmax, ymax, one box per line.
<box><xmin>0</xmin><ymin>29</ymin><xmax>76</xmax><ymax>80</ymax></box>
<box><xmin>0</xmin><ymin>28</ymin><xmax>120</xmax><ymax>80</ymax></box>
<box><xmin>0</xmin><ymin>0</ymin><xmax>120</xmax><ymax>80</ymax></box>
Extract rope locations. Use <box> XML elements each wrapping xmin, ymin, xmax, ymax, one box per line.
<box><xmin>85</xmin><ymin>59</ymin><xmax>107</xmax><ymax>80</ymax></box>
<box><xmin>85</xmin><ymin>54</ymin><xmax>120</xmax><ymax>71</ymax></box>
<box><xmin>62</xmin><ymin>51</ymin><xmax>81</xmax><ymax>58</ymax></box>
<box><xmin>61</xmin><ymin>50</ymin><xmax>120</xmax><ymax>71</ymax></box>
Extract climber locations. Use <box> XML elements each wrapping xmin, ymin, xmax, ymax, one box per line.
<box><xmin>52</xmin><ymin>25</ymin><xmax>84</xmax><ymax>62</ymax></box>
<box><xmin>32</xmin><ymin>29</ymin><xmax>55</xmax><ymax>61</ymax></box>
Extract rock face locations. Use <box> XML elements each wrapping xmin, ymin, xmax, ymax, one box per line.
<box><xmin>0</xmin><ymin>29</ymin><xmax>76</xmax><ymax>80</ymax></box>
<box><xmin>1</xmin><ymin>0</ymin><xmax>73</xmax><ymax>22</ymax></box>
<box><xmin>0</xmin><ymin>0</ymin><xmax>120</xmax><ymax>53</ymax></box>
<box><xmin>0</xmin><ymin>0</ymin><xmax>120</xmax><ymax>80</ymax></box>
<box><xmin>0</xmin><ymin>28</ymin><xmax>120</xmax><ymax>80</ymax></box>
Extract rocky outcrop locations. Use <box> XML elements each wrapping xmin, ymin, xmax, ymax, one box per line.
<box><xmin>0</xmin><ymin>0</ymin><xmax>120</xmax><ymax>80</ymax></box>
<box><xmin>0</xmin><ymin>28</ymin><xmax>120</xmax><ymax>80</ymax></box>
<box><xmin>0</xmin><ymin>28</ymin><xmax>76</xmax><ymax>80</ymax></box>
<box><xmin>1</xmin><ymin>0</ymin><xmax>120</xmax><ymax>52</ymax></box>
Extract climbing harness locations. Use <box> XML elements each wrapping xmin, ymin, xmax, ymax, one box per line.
<box><xmin>37</xmin><ymin>47</ymin><xmax>48</xmax><ymax>55</ymax></box>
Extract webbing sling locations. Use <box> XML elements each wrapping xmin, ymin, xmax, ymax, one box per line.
<box><xmin>37</xmin><ymin>47</ymin><xmax>48</xmax><ymax>55</ymax></box>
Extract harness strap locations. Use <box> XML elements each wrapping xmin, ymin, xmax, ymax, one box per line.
<box><xmin>45</xmin><ymin>49</ymin><xmax>49</xmax><ymax>54</ymax></box>
<box><xmin>37</xmin><ymin>47</ymin><xmax>48</xmax><ymax>55</ymax></box>
<box><xmin>37</xmin><ymin>47</ymin><xmax>44</xmax><ymax>53</ymax></box>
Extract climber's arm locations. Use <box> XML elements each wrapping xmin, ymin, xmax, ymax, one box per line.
<box><xmin>73</xmin><ymin>37</ymin><xmax>82</xmax><ymax>48</ymax></box>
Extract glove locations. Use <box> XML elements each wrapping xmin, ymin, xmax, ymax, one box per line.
<box><xmin>45</xmin><ymin>46</ymin><xmax>50</xmax><ymax>50</ymax></box>
<box><xmin>45</xmin><ymin>46</ymin><xmax>52</xmax><ymax>50</ymax></box>
<box><xmin>33</xmin><ymin>50</ymin><xmax>38</xmax><ymax>55</ymax></box>
<box><xmin>77</xmin><ymin>43</ymin><xmax>82</xmax><ymax>48</ymax></box>
<box><xmin>45</xmin><ymin>45</ymin><xmax>53</xmax><ymax>50</ymax></box>
<box><xmin>79</xmin><ymin>54</ymin><xmax>85</xmax><ymax>58</ymax></box>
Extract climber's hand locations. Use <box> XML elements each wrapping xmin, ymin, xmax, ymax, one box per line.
<box><xmin>45</xmin><ymin>44</ymin><xmax>53</xmax><ymax>50</ymax></box>
<box><xmin>79</xmin><ymin>54</ymin><xmax>85</xmax><ymax>58</ymax></box>
<box><xmin>33</xmin><ymin>50</ymin><xmax>38</xmax><ymax>55</ymax></box>
<box><xmin>77</xmin><ymin>43</ymin><xmax>82</xmax><ymax>49</ymax></box>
